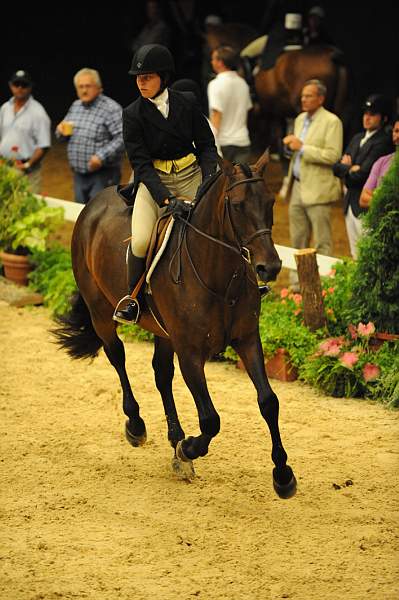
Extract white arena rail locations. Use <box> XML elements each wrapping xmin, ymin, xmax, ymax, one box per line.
<box><xmin>39</xmin><ymin>195</ymin><xmax>342</xmax><ymax>276</ymax></box>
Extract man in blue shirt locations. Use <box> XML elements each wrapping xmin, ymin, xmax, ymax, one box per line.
<box><xmin>56</xmin><ymin>68</ymin><xmax>124</xmax><ymax>204</ymax></box>
<box><xmin>0</xmin><ymin>70</ymin><xmax>51</xmax><ymax>193</ymax></box>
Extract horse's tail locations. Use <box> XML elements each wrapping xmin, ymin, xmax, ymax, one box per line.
<box><xmin>52</xmin><ymin>292</ymin><xmax>103</xmax><ymax>360</ymax></box>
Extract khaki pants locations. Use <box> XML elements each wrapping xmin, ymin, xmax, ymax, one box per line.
<box><xmin>131</xmin><ymin>162</ymin><xmax>202</xmax><ymax>257</ymax></box>
<box><xmin>288</xmin><ymin>180</ymin><xmax>333</xmax><ymax>288</ymax></box>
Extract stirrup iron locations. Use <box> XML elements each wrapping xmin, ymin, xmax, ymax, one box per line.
<box><xmin>112</xmin><ymin>295</ymin><xmax>141</xmax><ymax>324</ymax></box>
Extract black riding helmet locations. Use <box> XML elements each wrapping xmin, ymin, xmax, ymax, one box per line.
<box><xmin>363</xmin><ymin>94</ymin><xmax>391</xmax><ymax>121</ymax></box>
<box><xmin>129</xmin><ymin>44</ymin><xmax>175</xmax><ymax>76</ymax></box>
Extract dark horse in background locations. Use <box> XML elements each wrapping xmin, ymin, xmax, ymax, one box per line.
<box><xmin>204</xmin><ymin>23</ymin><xmax>351</xmax><ymax>153</ymax></box>
<box><xmin>53</xmin><ymin>151</ymin><xmax>296</xmax><ymax>498</ymax></box>
<box><xmin>252</xmin><ymin>44</ymin><xmax>351</xmax><ymax>154</ymax></box>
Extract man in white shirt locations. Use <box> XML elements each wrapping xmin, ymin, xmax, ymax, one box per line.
<box><xmin>0</xmin><ymin>70</ymin><xmax>51</xmax><ymax>193</ymax></box>
<box><xmin>207</xmin><ymin>45</ymin><xmax>252</xmax><ymax>163</ymax></box>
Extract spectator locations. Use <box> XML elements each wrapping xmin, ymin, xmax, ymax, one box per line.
<box><xmin>359</xmin><ymin>116</ymin><xmax>399</xmax><ymax>208</ymax></box>
<box><xmin>130</xmin><ymin>0</ymin><xmax>172</xmax><ymax>55</ymax></box>
<box><xmin>113</xmin><ymin>44</ymin><xmax>217</xmax><ymax>324</ymax></box>
<box><xmin>56</xmin><ymin>68</ymin><xmax>124</xmax><ymax>204</ymax></box>
<box><xmin>282</xmin><ymin>79</ymin><xmax>343</xmax><ymax>289</ymax></box>
<box><xmin>333</xmin><ymin>94</ymin><xmax>393</xmax><ymax>258</ymax></box>
<box><xmin>0</xmin><ymin>70</ymin><xmax>51</xmax><ymax>193</ymax></box>
<box><xmin>207</xmin><ymin>45</ymin><xmax>252</xmax><ymax>163</ymax></box>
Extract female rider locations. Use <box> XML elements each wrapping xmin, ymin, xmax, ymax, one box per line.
<box><xmin>114</xmin><ymin>43</ymin><xmax>218</xmax><ymax>323</ymax></box>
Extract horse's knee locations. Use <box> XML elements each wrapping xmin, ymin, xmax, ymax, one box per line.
<box><xmin>200</xmin><ymin>413</ymin><xmax>220</xmax><ymax>438</ymax></box>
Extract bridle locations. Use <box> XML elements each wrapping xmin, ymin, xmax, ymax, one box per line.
<box><xmin>169</xmin><ymin>173</ymin><xmax>273</xmax><ymax>303</ymax></box>
<box><xmin>178</xmin><ymin>175</ymin><xmax>272</xmax><ymax>262</ymax></box>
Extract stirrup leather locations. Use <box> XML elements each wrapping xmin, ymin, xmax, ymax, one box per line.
<box><xmin>112</xmin><ymin>295</ymin><xmax>141</xmax><ymax>324</ymax></box>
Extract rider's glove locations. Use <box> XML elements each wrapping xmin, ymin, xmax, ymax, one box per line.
<box><xmin>167</xmin><ymin>196</ymin><xmax>192</xmax><ymax>219</ymax></box>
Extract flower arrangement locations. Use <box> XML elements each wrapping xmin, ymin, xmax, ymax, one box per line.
<box><xmin>300</xmin><ymin>320</ymin><xmax>395</xmax><ymax>398</ymax></box>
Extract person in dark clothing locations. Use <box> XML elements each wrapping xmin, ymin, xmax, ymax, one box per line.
<box><xmin>114</xmin><ymin>44</ymin><xmax>218</xmax><ymax>324</ymax></box>
<box><xmin>333</xmin><ymin>94</ymin><xmax>393</xmax><ymax>258</ymax></box>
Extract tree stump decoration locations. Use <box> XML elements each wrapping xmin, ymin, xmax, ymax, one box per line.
<box><xmin>294</xmin><ymin>248</ymin><xmax>326</xmax><ymax>331</ymax></box>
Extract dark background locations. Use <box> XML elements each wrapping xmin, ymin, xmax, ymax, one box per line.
<box><xmin>1</xmin><ymin>1</ymin><xmax>397</xmax><ymax>130</ymax></box>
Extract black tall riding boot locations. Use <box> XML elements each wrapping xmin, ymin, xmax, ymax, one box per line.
<box><xmin>113</xmin><ymin>250</ymin><xmax>146</xmax><ymax>324</ymax></box>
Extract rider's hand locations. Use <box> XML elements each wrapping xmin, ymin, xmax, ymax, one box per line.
<box><xmin>166</xmin><ymin>196</ymin><xmax>192</xmax><ymax>218</ymax></box>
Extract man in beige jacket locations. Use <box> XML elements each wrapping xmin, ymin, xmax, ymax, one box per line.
<box><xmin>283</xmin><ymin>79</ymin><xmax>343</xmax><ymax>285</ymax></box>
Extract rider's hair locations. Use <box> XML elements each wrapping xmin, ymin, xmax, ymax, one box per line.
<box><xmin>73</xmin><ymin>68</ymin><xmax>102</xmax><ymax>89</ymax></box>
<box><xmin>304</xmin><ymin>78</ymin><xmax>327</xmax><ymax>97</ymax></box>
<box><xmin>215</xmin><ymin>45</ymin><xmax>239</xmax><ymax>71</ymax></box>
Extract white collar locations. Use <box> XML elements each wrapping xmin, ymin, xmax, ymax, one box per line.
<box><xmin>148</xmin><ymin>88</ymin><xmax>169</xmax><ymax>118</ymax></box>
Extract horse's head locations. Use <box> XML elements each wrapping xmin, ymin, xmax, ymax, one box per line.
<box><xmin>223</xmin><ymin>150</ymin><xmax>282</xmax><ymax>283</ymax></box>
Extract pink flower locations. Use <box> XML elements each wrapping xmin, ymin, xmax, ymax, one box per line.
<box><xmin>280</xmin><ymin>288</ymin><xmax>289</xmax><ymax>299</ymax></box>
<box><xmin>294</xmin><ymin>308</ymin><xmax>301</xmax><ymax>316</ymax></box>
<box><xmin>363</xmin><ymin>363</ymin><xmax>381</xmax><ymax>382</ymax></box>
<box><xmin>357</xmin><ymin>322</ymin><xmax>375</xmax><ymax>337</ymax></box>
<box><xmin>340</xmin><ymin>352</ymin><xmax>359</xmax><ymax>368</ymax></box>
<box><xmin>348</xmin><ymin>324</ymin><xmax>358</xmax><ymax>340</ymax></box>
<box><xmin>328</xmin><ymin>269</ymin><xmax>336</xmax><ymax>278</ymax></box>
<box><xmin>318</xmin><ymin>337</ymin><xmax>344</xmax><ymax>356</ymax></box>
<box><xmin>328</xmin><ymin>287</ymin><xmax>335</xmax><ymax>294</ymax></box>
<box><xmin>293</xmin><ymin>293</ymin><xmax>302</xmax><ymax>305</ymax></box>
<box><xmin>322</xmin><ymin>289</ymin><xmax>327</xmax><ymax>297</ymax></box>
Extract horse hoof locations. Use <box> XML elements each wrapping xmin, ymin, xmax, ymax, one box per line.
<box><xmin>272</xmin><ymin>466</ymin><xmax>297</xmax><ymax>499</ymax></box>
<box><xmin>172</xmin><ymin>455</ymin><xmax>195</xmax><ymax>481</ymax></box>
<box><xmin>173</xmin><ymin>440</ymin><xmax>196</xmax><ymax>480</ymax></box>
<box><xmin>125</xmin><ymin>420</ymin><xmax>147</xmax><ymax>447</ymax></box>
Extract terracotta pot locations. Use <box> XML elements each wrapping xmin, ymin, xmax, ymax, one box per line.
<box><xmin>369</xmin><ymin>331</ymin><xmax>399</xmax><ymax>352</ymax></box>
<box><xmin>237</xmin><ymin>348</ymin><xmax>298</xmax><ymax>382</ymax></box>
<box><xmin>265</xmin><ymin>348</ymin><xmax>298</xmax><ymax>382</ymax></box>
<box><xmin>0</xmin><ymin>251</ymin><xmax>33</xmax><ymax>286</ymax></box>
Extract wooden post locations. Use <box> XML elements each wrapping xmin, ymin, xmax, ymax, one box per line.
<box><xmin>294</xmin><ymin>248</ymin><xmax>327</xmax><ymax>331</ymax></box>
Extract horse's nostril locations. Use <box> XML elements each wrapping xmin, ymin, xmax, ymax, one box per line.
<box><xmin>256</xmin><ymin>262</ymin><xmax>282</xmax><ymax>282</ymax></box>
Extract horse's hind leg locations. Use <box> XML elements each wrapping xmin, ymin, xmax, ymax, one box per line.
<box><xmin>80</xmin><ymin>275</ymin><xmax>146</xmax><ymax>446</ymax></box>
<box><xmin>152</xmin><ymin>336</ymin><xmax>185</xmax><ymax>447</ymax></box>
<box><xmin>232</xmin><ymin>333</ymin><xmax>297</xmax><ymax>499</ymax></box>
<box><xmin>152</xmin><ymin>336</ymin><xmax>193</xmax><ymax>479</ymax></box>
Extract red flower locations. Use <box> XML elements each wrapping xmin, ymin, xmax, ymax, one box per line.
<box><xmin>363</xmin><ymin>363</ymin><xmax>380</xmax><ymax>382</ymax></box>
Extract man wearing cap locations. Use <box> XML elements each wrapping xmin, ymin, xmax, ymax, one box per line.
<box><xmin>0</xmin><ymin>70</ymin><xmax>51</xmax><ymax>193</ymax></box>
<box><xmin>56</xmin><ymin>68</ymin><xmax>124</xmax><ymax>205</ymax></box>
<box><xmin>333</xmin><ymin>94</ymin><xmax>393</xmax><ymax>258</ymax></box>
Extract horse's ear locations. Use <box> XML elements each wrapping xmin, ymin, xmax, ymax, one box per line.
<box><xmin>222</xmin><ymin>157</ymin><xmax>235</xmax><ymax>177</ymax></box>
<box><xmin>252</xmin><ymin>149</ymin><xmax>270</xmax><ymax>176</ymax></box>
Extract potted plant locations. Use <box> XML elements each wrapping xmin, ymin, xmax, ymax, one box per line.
<box><xmin>0</xmin><ymin>161</ymin><xmax>64</xmax><ymax>285</ymax></box>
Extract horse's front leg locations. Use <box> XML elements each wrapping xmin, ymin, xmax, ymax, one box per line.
<box><xmin>174</xmin><ymin>351</ymin><xmax>221</xmax><ymax>466</ymax></box>
<box><xmin>232</xmin><ymin>333</ymin><xmax>297</xmax><ymax>499</ymax></box>
<box><xmin>152</xmin><ymin>336</ymin><xmax>194</xmax><ymax>479</ymax></box>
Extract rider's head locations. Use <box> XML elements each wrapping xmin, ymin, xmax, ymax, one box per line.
<box><xmin>129</xmin><ymin>44</ymin><xmax>174</xmax><ymax>98</ymax></box>
<box><xmin>362</xmin><ymin>94</ymin><xmax>392</xmax><ymax>130</ymax></box>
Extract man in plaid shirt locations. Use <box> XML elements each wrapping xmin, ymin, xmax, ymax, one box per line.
<box><xmin>56</xmin><ymin>68</ymin><xmax>124</xmax><ymax>204</ymax></box>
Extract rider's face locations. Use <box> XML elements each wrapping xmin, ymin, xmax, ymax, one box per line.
<box><xmin>301</xmin><ymin>84</ymin><xmax>324</xmax><ymax>115</ymax></box>
<box><xmin>363</xmin><ymin>112</ymin><xmax>383</xmax><ymax>132</ymax></box>
<box><xmin>136</xmin><ymin>73</ymin><xmax>161</xmax><ymax>98</ymax></box>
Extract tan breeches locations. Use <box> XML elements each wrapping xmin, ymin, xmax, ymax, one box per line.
<box><xmin>131</xmin><ymin>163</ymin><xmax>202</xmax><ymax>257</ymax></box>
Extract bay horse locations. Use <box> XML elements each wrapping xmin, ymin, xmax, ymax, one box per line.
<box><xmin>252</xmin><ymin>44</ymin><xmax>350</xmax><ymax>152</ymax></box>
<box><xmin>53</xmin><ymin>151</ymin><xmax>296</xmax><ymax>499</ymax></box>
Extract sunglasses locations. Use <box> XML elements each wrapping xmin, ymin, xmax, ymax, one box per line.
<box><xmin>12</xmin><ymin>81</ymin><xmax>30</xmax><ymax>88</ymax></box>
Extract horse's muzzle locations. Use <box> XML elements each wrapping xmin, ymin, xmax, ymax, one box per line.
<box><xmin>256</xmin><ymin>260</ymin><xmax>282</xmax><ymax>283</ymax></box>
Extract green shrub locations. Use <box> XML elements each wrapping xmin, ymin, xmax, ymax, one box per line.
<box><xmin>348</xmin><ymin>151</ymin><xmax>399</xmax><ymax>332</ymax></box>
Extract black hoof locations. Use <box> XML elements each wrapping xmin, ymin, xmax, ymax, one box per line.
<box><xmin>125</xmin><ymin>420</ymin><xmax>147</xmax><ymax>447</ymax></box>
<box><xmin>273</xmin><ymin>466</ymin><xmax>297</xmax><ymax>499</ymax></box>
